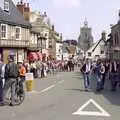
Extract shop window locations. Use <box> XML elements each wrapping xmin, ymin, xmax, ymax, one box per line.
<box><xmin>16</xmin><ymin>27</ymin><xmax>21</xmax><ymax>40</ymax></box>
<box><xmin>1</xmin><ymin>24</ymin><xmax>7</xmax><ymax>38</ymax></box>
<box><xmin>4</xmin><ymin>1</ymin><xmax>9</xmax><ymax>12</ymax></box>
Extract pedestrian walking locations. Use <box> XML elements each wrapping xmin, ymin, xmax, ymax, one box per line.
<box><xmin>19</xmin><ymin>62</ymin><xmax>26</xmax><ymax>94</ymax></box>
<box><xmin>3</xmin><ymin>56</ymin><xmax>19</xmax><ymax>106</ymax></box>
<box><xmin>0</xmin><ymin>55</ymin><xmax>5</xmax><ymax>106</ymax></box>
<box><xmin>80</xmin><ymin>58</ymin><xmax>92</xmax><ymax>91</ymax></box>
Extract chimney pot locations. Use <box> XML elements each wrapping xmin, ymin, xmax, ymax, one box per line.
<box><xmin>44</xmin><ymin>12</ymin><xmax>47</xmax><ymax>17</ymax></box>
<box><xmin>20</xmin><ymin>0</ymin><xmax>23</xmax><ymax>4</ymax></box>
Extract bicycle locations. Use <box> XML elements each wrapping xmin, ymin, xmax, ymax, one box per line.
<box><xmin>6</xmin><ymin>77</ymin><xmax>25</xmax><ymax>106</ymax></box>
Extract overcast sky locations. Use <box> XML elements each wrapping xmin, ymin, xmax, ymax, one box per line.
<box><xmin>13</xmin><ymin>0</ymin><xmax>120</xmax><ymax>41</ymax></box>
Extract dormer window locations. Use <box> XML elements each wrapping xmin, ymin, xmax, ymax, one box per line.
<box><xmin>4</xmin><ymin>1</ymin><xmax>9</xmax><ymax>12</ymax></box>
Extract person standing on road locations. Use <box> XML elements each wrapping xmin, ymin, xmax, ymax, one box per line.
<box><xmin>3</xmin><ymin>56</ymin><xmax>19</xmax><ymax>106</ymax></box>
<box><xmin>109</xmin><ymin>60</ymin><xmax>118</xmax><ymax>91</ymax></box>
<box><xmin>19</xmin><ymin>62</ymin><xmax>26</xmax><ymax>94</ymax></box>
<box><xmin>80</xmin><ymin>58</ymin><xmax>92</xmax><ymax>91</ymax></box>
<box><xmin>0</xmin><ymin>54</ymin><xmax>5</xmax><ymax>106</ymax></box>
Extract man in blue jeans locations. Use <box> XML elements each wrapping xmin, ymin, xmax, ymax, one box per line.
<box><xmin>4</xmin><ymin>56</ymin><xmax>19</xmax><ymax>106</ymax></box>
<box><xmin>81</xmin><ymin>59</ymin><xmax>92</xmax><ymax>91</ymax></box>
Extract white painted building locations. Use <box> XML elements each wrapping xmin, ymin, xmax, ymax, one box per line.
<box><xmin>86</xmin><ymin>39</ymin><xmax>106</xmax><ymax>61</ymax></box>
<box><xmin>56</xmin><ymin>41</ymin><xmax>63</xmax><ymax>60</ymax></box>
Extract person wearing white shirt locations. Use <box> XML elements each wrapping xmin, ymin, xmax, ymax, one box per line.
<box><xmin>81</xmin><ymin>58</ymin><xmax>92</xmax><ymax>91</ymax></box>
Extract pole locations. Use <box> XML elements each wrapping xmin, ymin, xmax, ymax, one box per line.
<box><xmin>41</xmin><ymin>37</ymin><xmax>42</xmax><ymax>53</ymax></box>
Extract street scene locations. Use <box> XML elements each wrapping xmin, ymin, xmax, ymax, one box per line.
<box><xmin>0</xmin><ymin>0</ymin><xmax>120</xmax><ymax>120</ymax></box>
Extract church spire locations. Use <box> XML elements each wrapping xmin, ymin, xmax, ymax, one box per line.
<box><xmin>84</xmin><ymin>18</ymin><xmax>88</xmax><ymax>27</ymax></box>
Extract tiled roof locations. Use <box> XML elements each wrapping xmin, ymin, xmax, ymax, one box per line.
<box><xmin>0</xmin><ymin>0</ymin><xmax>30</xmax><ymax>28</ymax></box>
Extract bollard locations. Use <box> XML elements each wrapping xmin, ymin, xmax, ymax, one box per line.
<box><xmin>25</xmin><ymin>73</ymin><xmax>34</xmax><ymax>92</ymax></box>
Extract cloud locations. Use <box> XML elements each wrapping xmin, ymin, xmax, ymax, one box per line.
<box><xmin>52</xmin><ymin>0</ymin><xmax>81</xmax><ymax>9</ymax></box>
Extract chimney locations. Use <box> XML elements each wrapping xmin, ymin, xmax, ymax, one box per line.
<box><xmin>44</xmin><ymin>12</ymin><xmax>47</xmax><ymax>17</ymax></box>
<box><xmin>101</xmin><ymin>31</ymin><xmax>106</xmax><ymax>40</ymax></box>
<box><xmin>52</xmin><ymin>25</ymin><xmax>55</xmax><ymax>31</ymax></box>
<box><xmin>24</xmin><ymin>3</ymin><xmax>30</xmax><ymax>21</ymax></box>
<box><xmin>17</xmin><ymin>0</ymin><xmax>25</xmax><ymax>15</ymax></box>
<box><xmin>17</xmin><ymin>1</ymin><xmax>30</xmax><ymax>21</ymax></box>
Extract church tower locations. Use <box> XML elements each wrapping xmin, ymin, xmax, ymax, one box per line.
<box><xmin>78</xmin><ymin>19</ymin><xmax>94</xmax><ymax>53</ymax></box>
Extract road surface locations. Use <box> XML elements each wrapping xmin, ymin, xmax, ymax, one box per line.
<box><xmin>0</xmin><ymin>70</ymin><xmax>120</xmax><ymax>120</ymax></box>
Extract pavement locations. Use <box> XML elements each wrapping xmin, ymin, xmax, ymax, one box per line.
<box><xmin>0</xmin><ymin>70</ymin><xmax>120</xmax><ymax>120</ymax></box>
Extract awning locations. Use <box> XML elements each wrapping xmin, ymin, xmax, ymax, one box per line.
<box><xmin>36</xmin><ymin>52</ymin><xmax>42</xmax><ymax>60</ymax></box>
<box><xmin>28</xmin><ymin>52</ymin><xmax>38</xmax><ymax>61</ymax></box>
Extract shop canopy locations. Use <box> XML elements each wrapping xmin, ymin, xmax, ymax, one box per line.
<box><xmin>28</xmin><ymin>52</ymin><xmax>38</xmax><ymax>61</ymax></box>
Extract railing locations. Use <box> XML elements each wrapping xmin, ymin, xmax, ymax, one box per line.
<box><xmin>0</xmin><ymin>39</ymin><xmax>29</xmax><ymax>47</ymax></box>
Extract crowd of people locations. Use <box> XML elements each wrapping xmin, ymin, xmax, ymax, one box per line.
<box><xmin>0</xmin><ymin>55</ymin><xmax>76</xmax><ymax>106</ymax></box>
<box><xmin>2</xmin><ymin>54</ymin><xmax>119</xmax><ymax>106</ymax></box>
<box><xmin>80</xmin><ymin>58</ymin><xmax>120</xmax><ymax>92</ymax></box>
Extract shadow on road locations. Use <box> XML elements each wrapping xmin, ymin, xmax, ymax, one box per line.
<box><xmin>73</xmin><ymin>71</ymin><xmax>120</xmax><ymax>106</ymax></box>
<box><xmin>65</xmin><ymin>88</ymin><xmax>93</xmax><ymax>92</ymax></box>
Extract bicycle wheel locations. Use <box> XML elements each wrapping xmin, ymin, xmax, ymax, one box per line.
<box><xmin>15</xmin><ymin>88</ymin><xmax>25</xmax><ymax>105</ymax></box>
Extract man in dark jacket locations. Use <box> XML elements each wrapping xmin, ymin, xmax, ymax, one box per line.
<box><xmin>3</xmin><ymin>56</ymin><xmax>19</xmax><ymax>106</ymax></box>
<box><xmin>81</xmin><ymin>58</ymin><xmax>92</xmax><ymax>91</ymax></box>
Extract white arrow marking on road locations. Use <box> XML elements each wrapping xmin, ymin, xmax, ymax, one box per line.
<box><xmin>72</xmin><ymin>99</ymin><xmax>110</xmax><ymax>117</ymax></box>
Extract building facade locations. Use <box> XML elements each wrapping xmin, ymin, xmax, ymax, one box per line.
<box><xmin>86</xmin><ymin>32</ymin><xmax>106</xmax><ymax>61</ymax></box>
<box><xmin>107</xmin><ymin>11</ymin><xmax>120</xmax><ymax>60</ymax></box>
<box><xmin>78</xmin><ymin>20</ymin><xmax>94</xmax><ymax>53</ymax></box>
<box><xmin>56</xmin><ymin>41</ymin><xmax>63</xmax><ymax>60</ymax></box>
<box><xmin>0</xmin><ymin>0</ymin><xmax>30</xmax><ymax>63</ymax></box>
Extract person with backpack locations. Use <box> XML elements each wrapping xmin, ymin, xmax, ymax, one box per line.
<box><xmin>3</xmin><ymin>56</ymin><xmax>19</xmax><ymax>106</ymax></box>
<box><xmin>0</xmin><ymin>54</ymin><xmax>5</xmax><ymax>106</ymax></box>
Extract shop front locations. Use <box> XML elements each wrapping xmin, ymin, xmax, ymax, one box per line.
<box><xmin>3</xmin><ymin>48</ymin><xmax>26</xmax><ymax>63</ymax></box>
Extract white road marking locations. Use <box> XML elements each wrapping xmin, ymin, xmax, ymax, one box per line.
<box><xmin>28</xmin><ymin>79</ymin><xmax>64</xmax><ymax>94</ymax></box>
<box><xmin>58</xmin><ymin>80</ymin><xmax>64</xmax><ymax>84</ymax></box>
<box><xmin>27</xmin><ymin>85</ymin><xmax>56</xmax><ymax>94</ymax></box>
<box><xmin>57</xmin><ymin>74</ymin><xmax>60</xmax><ymax>77</ymax></box>
<box><xmin>41</xmin><ymin>85</ymin><xmax>56</xmax><ymax>93</ymax></box>
<box><xmin>72</xmin><ymin>99</ymin><xmax>110</xmax><ymax>117</ymax></box>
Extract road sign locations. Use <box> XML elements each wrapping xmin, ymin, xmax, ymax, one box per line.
<box><xmin>72</xmin><ymin>99</ymin><xmax>110</xmax><ymax>117</ymax></box>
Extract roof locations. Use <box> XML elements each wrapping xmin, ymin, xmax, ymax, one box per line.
<box><xmin>0</xmin><ymin>0</ymin><xmax>31</xmax><ymax>28</ymax></box>
<box><xmin>86</xmin><ymin>42</ymin><xmax>97</xmax><ymax>53</ymax></box>
<box><xmin>87</xmin><ymin>38</ymin><xmax>106</xmax><ymax>53</ymax></box>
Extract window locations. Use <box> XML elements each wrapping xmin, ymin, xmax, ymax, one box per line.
<box><xmin>4</xmin><ymin>1</ymin><xmax>9</xmax><ymax>12</ymax></box>
<box><xmin>16</xmin><ymin>27</ymin><xmax>21</xmax><ymax>40</ymax></box>
<box><xmin>88</xmin><ymin>52</ymin><xmax>91</xmax><ymax>57</ymax></box>
<box><xmin>114</xmin><ymin>32</ymin><xmax>119</xmax><ymax>45</ymax></box>
<box><xmin>101</xmin><ymin>51</ymin><xmax>104</xmax><ymax>54</ymax></box>
<box><xmin>1</xmin><ymin>24</ymin><xmax>7</xmax><ymax>38</ymax></box>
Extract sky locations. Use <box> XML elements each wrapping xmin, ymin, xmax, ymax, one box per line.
<box><xmin>13</xmin><ymin>0</ymin><xmax>120</xmax><ymax>42</ymax></box>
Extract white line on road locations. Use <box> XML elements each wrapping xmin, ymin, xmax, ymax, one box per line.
<box><xmin>72</xmin><ymin>99</ymin><xmax>110</xmax><ymax>117</ymax></box>
<box><xmin>58</xmin><ymin>80</ymin><xmax>64</xmax><ymax>84</ymax></box>
<box><xmin>41</xmin><ymin>85</ymin><xmax>56</xmax><ymax>93</ymax></box>
<box><xmin>28</xmin><ymin>80</ymin><xmax>64</xmax><ymax>94</ymax></box>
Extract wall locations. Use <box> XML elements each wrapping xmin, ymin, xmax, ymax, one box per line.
<box><xmin>0</xmin><ymin>24</ymin><xmax>30</xmax><ymax>41</ymax></box>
